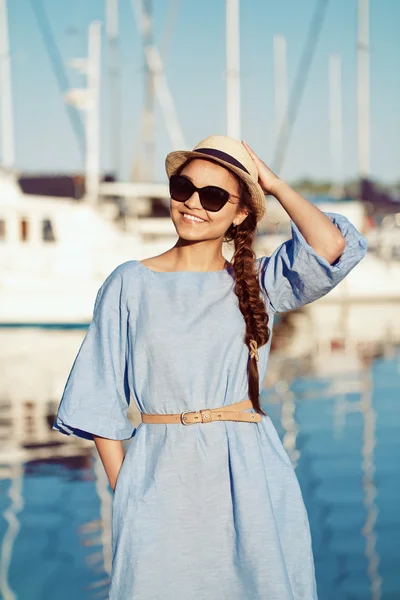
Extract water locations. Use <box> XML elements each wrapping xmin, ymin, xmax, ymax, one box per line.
<box><xmin>266</xmin><ymin>351</ymin><xmax>400</xmax><ymax>600</ymax></box>
<box><xmin>0</xmin><ymin>320</ymin><xmax>399</xmax><ymax>600</ymax></box>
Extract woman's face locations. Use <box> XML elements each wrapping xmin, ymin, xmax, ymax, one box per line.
<box><xmin>169</xmin><ymin>158</ymin><xmax>248</xmax><ymax>241</ymax></box>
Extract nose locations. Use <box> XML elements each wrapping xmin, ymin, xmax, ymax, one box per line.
<box><xmin>184</xmin><ymin>191</ymin><xmax>203</xmax><ymax>211</ymax></box>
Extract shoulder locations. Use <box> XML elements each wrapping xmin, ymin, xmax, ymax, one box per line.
<box><xmin>255</xmin><ymin>256</ymin><xmax>264</xmax><ymax>267</ymax></box>
<box><xmin>255</xmin><ymin>255</ymin><xmax>270</xmax><ymax>275</ymax></box>
<box><xmin>254</xmin><ymin>256</ymin><xmax>275</xmax><ymax>312</ymax></box>
<box><xmin>96</xmin><ymin>260</ymin><xmax>144</xmax><ymax>309</ymax></box>
<box><xmin>253</xmin><ymin>256</ymin><xmax>271</xmax><ymax>287</ymax></box>
<box><xmin>109</xmin><ymin>259</ymin><xmax>142</xmax><ymax>275</ymax></box>
<box><xmin>103</xmin><ymin>260</ymin><xmax>143</xmax><ymax>286</ymax></box>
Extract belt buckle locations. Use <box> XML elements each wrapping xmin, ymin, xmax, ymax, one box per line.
<box><xmin>180</xmin><ymin>410</ymin><xmax>198</xmax><ymax>426</ymax></box>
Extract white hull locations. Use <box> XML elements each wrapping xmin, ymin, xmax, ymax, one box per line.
<box><xmin>1</xmin><ymin>274</ymin><xmax>117</xmax><ymax>324</ymax></box>
<box><xmin>316</xmin><ymin>253</ymin><xmax>400</xmax><ymax>303</ymax></box>
<box><xmin>0</xmin><ymin>172</ymin><xmax>179</xmax><ymax>324</ymax></box>
<box><xmin>2</xmin><ymin>173</ymin><xmax>400</xmax><ymax>324</ymax></box>
<box><xmin>3</xmin><ymin>252</ymin><xmax>399</xmax><ymax>325</ymax></box>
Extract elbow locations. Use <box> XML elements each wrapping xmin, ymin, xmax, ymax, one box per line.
<box><xmin>312</xmin><ymin>235</ymin><xmax>346</xmax><ymax>265</ymax></box>
<box><xmin>327</xmin><ymin>235</ymin><xmax>346</xmax><ymax>265</ymax></box>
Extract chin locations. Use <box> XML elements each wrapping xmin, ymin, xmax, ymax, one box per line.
<box><xmin>173</xmin><ymin>225</ymin><xmax>207</xmax><ymax>241</ymax></box>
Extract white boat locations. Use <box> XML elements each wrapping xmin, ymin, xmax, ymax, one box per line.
<box><xmin>256</xmin><ymin>197</ymin><xmax>400</xmax><ymax>304</ymax></box>
<box><xmin>0</xmin><ymin>0</ymin><xmax>184</xmax><ymax>325</ymax></box>
<box><xmin>3</xmin><ymin>170</ymin><xmax>400</xmax><ymax>325</ymax></box>
<box><xmin>0</xmin><ymin>170</ymin><xmax>179</xmax><ymax>324</ymax></box>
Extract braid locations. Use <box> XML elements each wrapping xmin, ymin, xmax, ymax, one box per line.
<box><xmin>225</xmin><ymin>180</ymin><xmax>270</xmax><ymax>416</ymax></box>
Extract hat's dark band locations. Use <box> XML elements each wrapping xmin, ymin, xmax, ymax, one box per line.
<box><xmin>194</xmin><ymin>148</ymin><xmax>250</xmax><ymax>175</ymax></box>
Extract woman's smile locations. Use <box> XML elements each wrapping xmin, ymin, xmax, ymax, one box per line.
<box><xmin>181</xmin><ymin>212</ymin><xmax>207</xmax><ymax>224</ymax></box>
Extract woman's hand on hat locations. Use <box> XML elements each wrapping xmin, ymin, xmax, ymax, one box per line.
<box><xmin>241</xmin><ymin>141</ymin><xmax>282</xmax><ymax>196</ymax></box>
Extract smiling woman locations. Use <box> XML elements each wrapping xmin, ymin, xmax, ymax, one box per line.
<box><xmin>169</xmin><ymin>157</ymin><xmax>250</xmax><ymax>242</ymax></box>
<box><xmin>53</xmin><ymin>135</ymin><xmax>367</xmax><ymax>600</ymax></box>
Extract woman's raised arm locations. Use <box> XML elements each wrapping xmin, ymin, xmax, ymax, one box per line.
<box><xmin>242</xmin><ymin>140</ymin><xmax>346</xmax><ymax>264</ymax></box>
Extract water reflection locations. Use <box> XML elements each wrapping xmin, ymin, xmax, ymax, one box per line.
<box><xmin>0</xmin><ymin>328</ymin><xmax>113</xmax><ymax>599</ymax></box>
<box><xmin>267</xmin><ymin>302</ymin><xmax>400</xmax><ymax>600</ymax></box>
<box><xmin>0</xmin><ymin>305</ymin><xmax>399</xmax><ymax>599</ymax></box>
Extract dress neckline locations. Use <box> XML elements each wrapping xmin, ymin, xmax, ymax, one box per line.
<box><xmin>137</xmin><ymin>259</ymin><xmax>233</xmax><ymax>275</ymax></box>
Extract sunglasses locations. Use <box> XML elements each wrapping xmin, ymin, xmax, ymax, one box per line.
<box><xmin>169</xmin><ymin>174</ymin><xmax>240</xmax><ymax>212</ymax></box>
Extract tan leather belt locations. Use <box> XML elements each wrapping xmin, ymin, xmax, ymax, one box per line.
<box><xmin>141</xmin><ymin>399</ymin><xmax>262</xmax><ymax>425</ymax></box>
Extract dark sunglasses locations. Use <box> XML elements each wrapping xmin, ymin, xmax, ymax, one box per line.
<box><xmin>169</xmin><ymin>174</ymin><xmax>240</xmax><ymax>212</ymax></box>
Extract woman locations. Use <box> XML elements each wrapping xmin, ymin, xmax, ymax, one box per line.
<box><xmin>53</xmin><ymin>135</ymin><xmax>367</xmax><ymax>599</ymax></box>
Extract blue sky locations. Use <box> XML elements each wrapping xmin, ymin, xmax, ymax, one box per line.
<box><xmin>3</xmin><ymin>0</ymin><xmax>400</xmax><ymax>183</ymax></box>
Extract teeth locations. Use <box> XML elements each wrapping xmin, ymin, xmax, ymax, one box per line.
<box><xmin>183</xmin><ymin>213</ymin><xmax>205</xmax><ymax>223</ymax></box>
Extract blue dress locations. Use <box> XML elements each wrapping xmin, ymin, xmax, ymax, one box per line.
<box><xmin>53</xmin><ymin>212</ymin><xmax>367</xmax><ymax>600</ymax></box>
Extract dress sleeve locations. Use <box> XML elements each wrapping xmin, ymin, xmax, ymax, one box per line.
<box><xmin>257</xmin><ymin>212</ymin><xmax>368</xmax><ymax>313</ymax></box>
<box><xmin>52</xmin><ymin>266</ymin><xmax>135</xmax><ymax>441</ymax></box>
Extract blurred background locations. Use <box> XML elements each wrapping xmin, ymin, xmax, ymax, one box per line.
<box><xmin>0</xmin><ymin>0</ymin><xmax>399</xmax><ymax>598</ymax></box>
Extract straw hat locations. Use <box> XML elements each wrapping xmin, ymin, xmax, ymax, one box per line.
<box><xmin>165</xmin><ymin>135</ymin><xmax>266</xmax><ymax>222</ymax></box>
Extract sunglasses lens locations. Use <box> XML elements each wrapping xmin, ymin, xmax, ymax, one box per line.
<box><xmin>200</xmin><ymin>187</ymin><xmax>229</xmax><ymax>212</ymax></box>
<box><xmin>169</xmin><ymin>175</ymin><xmax>230</xmax><ymax>212</ymax></box>
<box><xmin>169</xmin><ymin>175</ymin><xmax>194</xmax><ymax>202</ymax></box>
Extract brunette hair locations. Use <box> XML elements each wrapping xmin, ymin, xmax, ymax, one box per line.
<box><xmin>175</xmin><ymin>160</ymin><xmax>270</xmax><ymax>416</ymax></box>
<box><xmin>225</xmin><ymin>177</ymin><xmax>270</xmax><ymax>416</ymax></box>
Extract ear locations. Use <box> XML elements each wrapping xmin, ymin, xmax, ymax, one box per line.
<box><xmin>234</xmin><ymin>209</ymin><xmax>249</xmax><ymax>227</ymax></box>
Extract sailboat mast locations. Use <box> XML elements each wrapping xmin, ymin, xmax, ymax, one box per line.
<box><xmin>85</xmin><ymin>21</ymin><xmax>102</xmax><ymax>204</ymax></box>
<box><xmin>329</xmin><ymin>54</ymin><xmax>343</xmax><ymax>197</ymax></box>
<box><xmin>106</xmin><ymin>0</ymin><xmax>121</xmax><ymax>179</ymax></box>
<box><xmin>273</xmin><ymin>34</ymin><xmax>288</xmax><ymax>175</ymax></box>
<box><xmin>226</xmin><ymin>0</ymin><xmax>241</xmax><ymax>140</ymax></box>
<box><xmin>357</xmin><ymin>0</ymin><xmax>370</xmax><ymax>178</ymax></box>
<box><xmin>141</xmin><ymin>0</ymin><xmax>156</xmax><ymax>181</ymax></box>
<box><xmin>0</xmin><ymin>0</ymin><xmax>15</xmax><ymax>169</ymax></box>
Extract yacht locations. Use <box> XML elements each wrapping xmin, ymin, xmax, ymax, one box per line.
<box><xmin>0</xmin><ymin>170</ymin><xmax>178</xmax><ymax>325</ymax></box>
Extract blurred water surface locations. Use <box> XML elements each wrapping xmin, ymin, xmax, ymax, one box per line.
<box><xmin>0</xmin><ymin>316</ymin><xmax>399</xmax><ymax>600</ymax></box>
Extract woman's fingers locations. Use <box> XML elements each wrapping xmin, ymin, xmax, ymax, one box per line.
<box><xmin>242</xmin><ymin>140</ymin><xmax>268</xmax><ymax>173</ymax></box>
<box><xmin>241</xmin><ymin>140</ymin><xmax>281</xmax><ymax>195</ymax></box>
<box><xmin>242</xmin><ymin>140</ymin><xmax>259</xmax><ymax>162</ymax></box>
